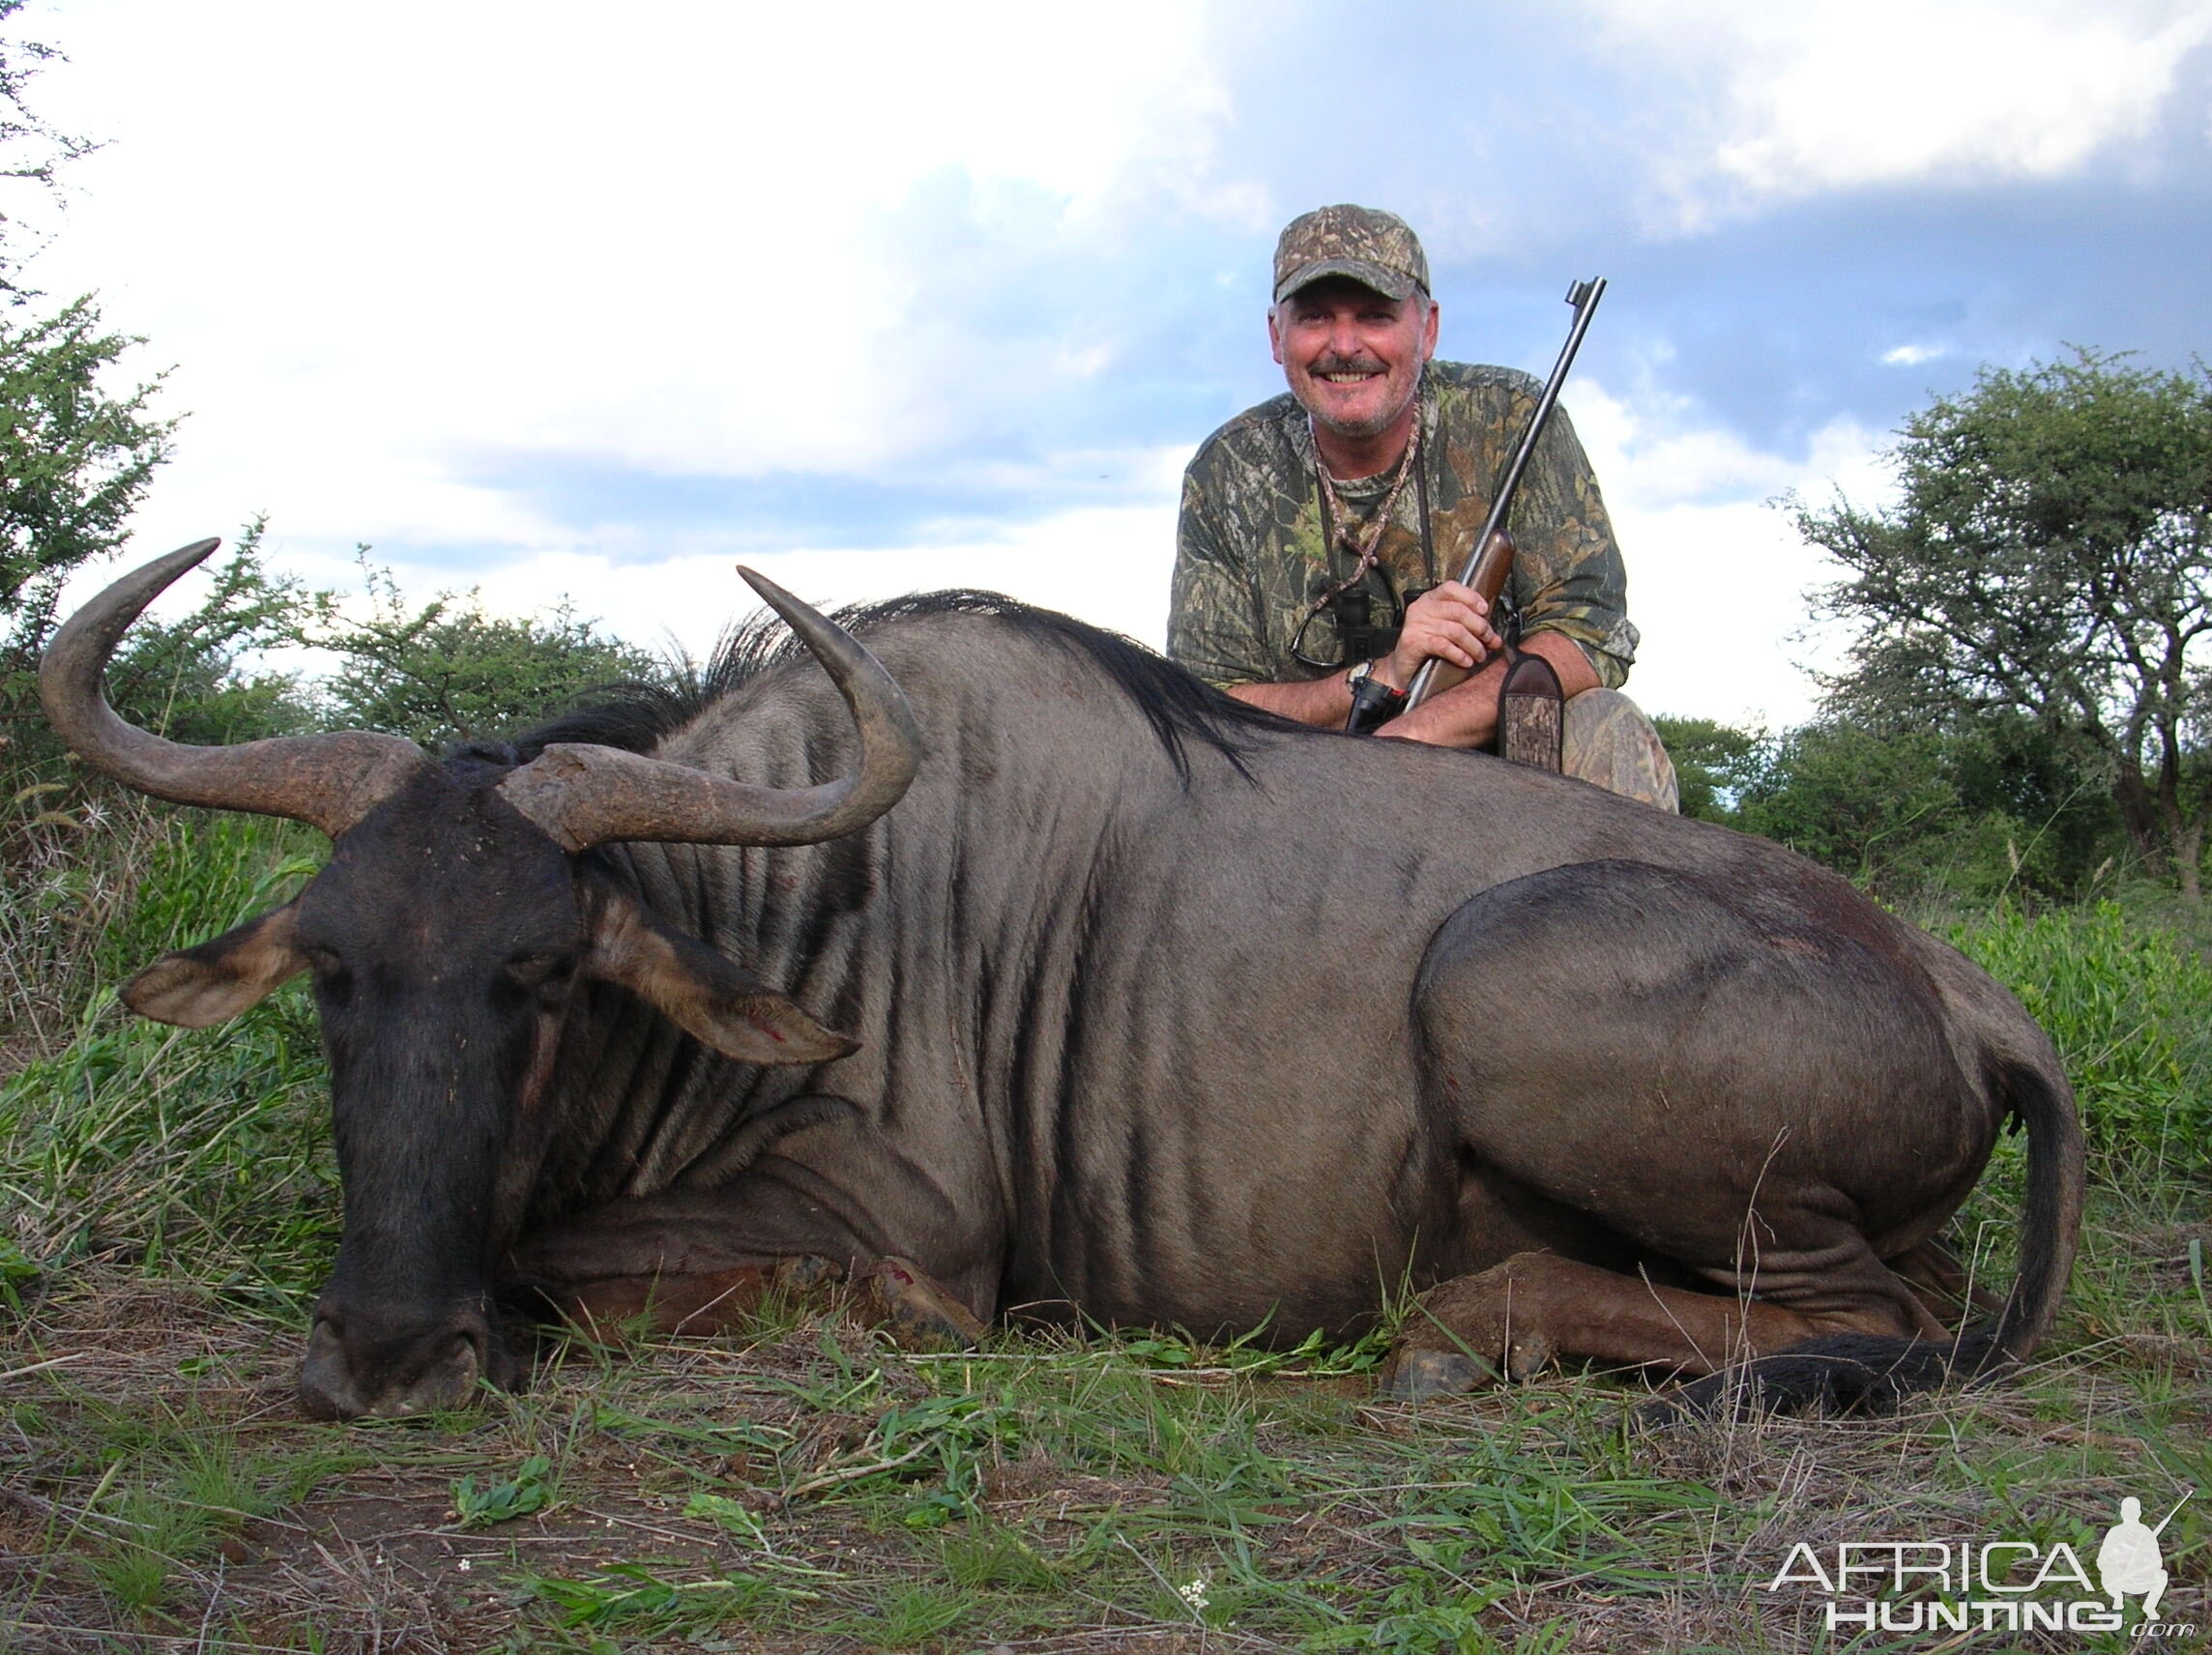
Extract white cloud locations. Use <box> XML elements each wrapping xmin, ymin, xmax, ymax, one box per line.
<box><xmin>15</xmin><ymin>0</ymin><xmax>1965</xmax><ymax>733</ymax></box>
<box><xmin>23</xmin><ymin>0</ymin><xmax>1233</xmax><ymax>558</ymax></box>
<box><xmin>1583</xmin><ymin>0</ymin><xmax>2212</xmax><ymax>214</ymax></box>
<box><xmin>432</xmin><ymin>498</ymin><xmax>1179</xmax><ymax>670</ymax></box>
<box><xmin>1570</xmin><ymin>380</ymin><xmax>1894</xmax><ymax>726</ymax></box>
<box><xmin>1881</xmin><ymin>343</ymin><xmax>1947</xmax><ymax>365</ymax></box>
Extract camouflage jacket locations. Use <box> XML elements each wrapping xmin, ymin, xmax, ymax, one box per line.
<box><xmin>1168</xmin><ymin>362</ymin><xmax>1637</xmax><ymax>690</ymax></box>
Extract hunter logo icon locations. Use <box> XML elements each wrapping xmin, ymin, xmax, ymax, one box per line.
<box><xmin>1761</xmin><ymin>1486</ymin><xmax>2198</xmax><ymax>1639</ymax></box>
<box><xmin>2098</xmin><ymin>1492</ymin><xmax>2189</xmax><ymax>1623</ymax></box>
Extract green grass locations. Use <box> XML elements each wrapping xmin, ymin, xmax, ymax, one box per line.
<box><xmin>1</xmin><ymin>803</ymin><xmax>335</xmax><ymax>1314</ymax></box>
<box><xmin>1949</xmin><ymin>901</ymin><xmax>2212</xmax><ymax>1176</ymax></box>
<box><xmin>2</xmin><ymin>1202</ymin><xmax>2204</xmax><ymax>1649</ymax></box>
<box><xmin>1</xmin><ymin>803</ymin><xmax>2207</xmax><ymax>1649</ymax></box>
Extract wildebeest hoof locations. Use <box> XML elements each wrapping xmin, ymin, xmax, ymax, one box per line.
<box><xmin>859</xmin><ymin>1257</ymin><xmax>987</xmax><ymax>1350</ymax></box>
<box><xmin>1377</xmin><ymin>1348</ymin><xmax>1486</xmax><ymax>1400</ymax></box>
<box><xmin>772</xmin><ymin>1254</ymin><xmax>843</xmax><ymax>1292</ymax></box>
<box><xmin>297</xmin><ymin>1311</ymin><xmax>509</xmax><ymax>1421</ymax></box>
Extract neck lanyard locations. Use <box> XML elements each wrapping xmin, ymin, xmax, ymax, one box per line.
<box><xmin>1288</xmin><ymin>410</ymin><xmax>1438</xmax><ymax>669</ymax></box>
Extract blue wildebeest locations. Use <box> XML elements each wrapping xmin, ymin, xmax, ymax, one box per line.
<box><xmin>44</xmin><ymin>540</ymin><xmax>2082</xmax><ymax>1419</ymax></box>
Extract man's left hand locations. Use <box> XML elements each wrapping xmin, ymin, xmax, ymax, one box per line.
<box><xmin>1381</xmin><ymin>629</ymin><xmax>1601</xmax><ymax>748</ymax></box>
<box><xmin>1377</xmin><ymin>579</ymin><xmax>1502</xmax><ymax>688</ymax></box>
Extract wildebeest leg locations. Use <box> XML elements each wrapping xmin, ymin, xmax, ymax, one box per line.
<box><xmin>539</xmin><ymin>1251</ymin><xmax>985</xmax><ymax>1348</ymax></box>
<box><xmin>548</xmin><ymin>1251</ymin><xmax>840</xmax><ymax>1335</ymax></box>
<box><xmin>1888</xmin><ymin>1235</ymin><xmax>2005</xmax><ymax>1325</ymax></box>
<box><xmin>1379</xmin><ymin>1248</ymin><xmax>1932</xmax><ymax>1399</ymax></box>
<box><xmin>1395</xmin><ymin>860</ymin><xmax>2002</xmax><ymax>1402</ymax></box>
<box><xmin>509</xmin><ymin>1153</ymin><xmax>990</xmax><ymax>1348</ymax></box>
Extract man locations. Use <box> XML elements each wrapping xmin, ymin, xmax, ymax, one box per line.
<box><xmin>2096</xmin><ymin>1496</ymin><xmax>2172</xmax><ymax>1622</ymax></box>
<box><xmin>1169</xmin><ymin>204</ymin><xmax>1675</xmax><ymax>808</ymax></box>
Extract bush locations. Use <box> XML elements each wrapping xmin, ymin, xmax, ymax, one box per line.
<box><xmin>1949</xmin><ymin>902</ymin><xmax>2212</xmax><ymax>1179</ymax></box>
<box><xmin>1650</xmin><ymin>715</ymin><xmax>1762</xmax><ymax>826</ymax></box>
<box><xmin>309</xmin><ymin>554</ymin><xmax>673</xmax><ymax>751</ymax></box>
<box><xmin>1655</xmin><ymin>712</ymin><xmax>2129</xmax><ymax>904</ymax></box>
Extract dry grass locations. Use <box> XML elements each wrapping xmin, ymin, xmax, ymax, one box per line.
<box><xmin>6</xmin><ymin>815</ymin><xmax>2208</xmax><ymax>1652</ymax></box>
<box><xmin>2</xmin><ymin>1197</ymin><xmax>2205</xmax><ymax>1654</ymax></box>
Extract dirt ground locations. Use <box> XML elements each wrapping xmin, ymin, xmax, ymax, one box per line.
<box><xmin>3</xmin><ymin>1225</ymin><xmax>2209</xmax><ymax>1653</ymax></box>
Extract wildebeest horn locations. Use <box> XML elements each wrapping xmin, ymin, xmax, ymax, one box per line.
<box><xmin>492</xmin><ymin>566</ymin><xmax>921</xmax><ymax>851</ymax></box>
<box><xmin>39</xmin><ymin>538</ymin><xmax>430</xmax><ymax>836</ymax></box>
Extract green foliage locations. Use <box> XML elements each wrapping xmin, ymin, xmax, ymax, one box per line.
<box><xmin>1794</xmin><ymin>349</ymin><xmax>2212</xmax><ymax>895</ymax></box>
<box><xmin>1650</xmin><ymin>714</ymin><xmax>1762</xmax><ymax>825</ymax></box>
<box><xmin>1304</xmin><ymin>1557</ymin><xmax>1513</xmax><ymax>1653</ymax></box>
<box><xmin>832</xmin><ymin>1583</ymin><xmax>968</xmax><ymax>1648</ymax></box>
<box><xmin>1733</xmin><ymin>719</ymin><xmax>1959</xmax><ymax>882</ymax></box>
<box><xmin>0</xmin><ymin>298</ymin><xmax>173</xmax><ymax>625</ymax></box>
<box><xmin>0</xmin><ymin>8</ymin><xmax>309</xmax><ymax>814</ymax></box>
<box><xmin>1949</xmin><ymin>902</ymin><xmax>2212</xmax><ymax>1177</ymax></box>
<box><xmin>1</xmin><ymin>519</ymin><xmax>317</xmax><ymax>800</ymax></box>
<box><xmin>81</xmin><ymin>520</ymin><xmax>319</xmax><ymax>748</ymax></box>
<box><xmin>452</xmin><ymin>1453</ymin><xmax>552</xmax><ymax>1527</ymax></box>
<box><xmin>521</xmin><ymin>1563</ymin><xmax>790</xmax><ymax>1634</ymax></box>
<box><xmin>0</xmin><ymin>300</ymin><xmax>179</xmax><ymax>780</ymax></box>
<box><xmin>309</xmin><ymin>552</ymin><xmax>670</xmax><ymax>751</ymax></box>
<box><xmin>934</xmin><ymin>1521</ymin><xmax>1058</xmax><ymax>1589</ymax></box>
<box><xmin>1657</xmin><ymin>711</ymin><xmax>2126</xmax><ymax>902</ymax></box>
<box><xmin>0</xmin><ymin>805</ymin><xmax>335</xmax><ymax>1305</ymax></box>
<box><xmin>16</xmin><ymin>1386</ymin><xmax>355</xmax><ymax>1623</ymax></box>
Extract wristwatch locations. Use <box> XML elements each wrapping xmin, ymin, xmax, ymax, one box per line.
<box><xmin>1343</xmin><ymin>657</ymin><xmax>1409</xmax><ymax>731</ymax></box>
<box><xmin>1347</xmin><ymin>657</ymin><xmax>1402</xmax><ymax>695</ymax></box>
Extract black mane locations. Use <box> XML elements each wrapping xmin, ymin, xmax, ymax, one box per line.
<box><xmin>512</xmin><ymin>591</ymin><xmax>1298</xmax><ymax>783</ymax></box>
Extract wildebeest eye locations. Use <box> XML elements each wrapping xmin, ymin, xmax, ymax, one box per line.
<box><xmin>503</xmin><ymin>952</ymin><xmax>576</xmax><ymax>990</ymax></box>
<box><xmin>300</xmin><ymin>945</ymin><xmax>353</xmax><ymax>1008</ymax></box>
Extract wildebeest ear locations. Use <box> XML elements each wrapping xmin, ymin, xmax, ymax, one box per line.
<box><xmin>584</xmin><ymin>885</ymin><xmax>857</xmax><ymax>1065</ymax></box>
<box><xmin>122</xmin><ymin>901</ymin><xmax>307</xmax><ymax>1029</ymax></box>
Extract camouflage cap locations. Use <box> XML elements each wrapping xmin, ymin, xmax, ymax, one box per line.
<box><xmin>1272</xmin><ymin>204</ymin><xmax>1430</xmax><ymax>305</ymax></box>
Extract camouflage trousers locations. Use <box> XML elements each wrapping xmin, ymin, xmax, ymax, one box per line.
<box><xmin>1558</xmin><ymin>688</ymin><xmax>1678</xmax><ymax>812</ymax></box>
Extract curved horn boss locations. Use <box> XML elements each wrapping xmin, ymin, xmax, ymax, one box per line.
<box><xmin>40</xmin><ymin>537</ymin><xmax>430</xmax><ymax>834</ymax></box>
<box><xmin>42</xmin><ymin>539</ymin><xmax>922</xmax><ymax>851</ymax></box>
<box><xmin>494</xmin><ymin>566</ymin><xmax>922</xmax><ymax>851</ymax></box>
<box><xmin>43</xmin><ymin>540</ymin><xmax>921</xmax><ymax>1419</ymax></box>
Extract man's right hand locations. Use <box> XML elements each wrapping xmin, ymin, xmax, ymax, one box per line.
<box><xmin>1378</xmin><ymin>579</ymin><xmax>1502</xmax><ymax>688</ymax></box>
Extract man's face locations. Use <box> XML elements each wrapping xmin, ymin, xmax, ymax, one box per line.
<box><xmin>1268</xmin><ymin>276</ymin><xmax>1439</xmax><ymax>442</ymax></box>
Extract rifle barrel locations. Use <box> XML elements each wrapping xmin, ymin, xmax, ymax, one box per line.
<box><xmin>1403</xmin><ymin>277</ymin><xmax>1607</xmax><ymax>713</ymax></box>
<box><xmin>2152</xmin><ymin>1488</ymin><xmax>2194</xmax><ymax>1535</ymax></box>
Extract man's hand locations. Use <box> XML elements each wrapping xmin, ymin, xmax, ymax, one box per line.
<box><xmin>1376</xmin><ymin>580</ymin><xmax>1502</xmax><ymax>689</ymax></box>
<box><xmin>1223</xmin><ymin>627</ymin><xmax>1598</xmax><ymax>746</ymax></box>
<box><xmin>1382</xmin><ymin>630</ymin><xmax>1600</xmax><ymax>748</ymax></box>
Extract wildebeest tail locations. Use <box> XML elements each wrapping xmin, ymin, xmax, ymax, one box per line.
<box><xmin>1658</xmin><ymin>1053</ymin><xmax>2084</xmax><ymax>1420</ymax></box>
<box><xmin>1982</xmin><ymin>1051</ymin><xmax>2085</xmax><ymax>1367</ymax></box>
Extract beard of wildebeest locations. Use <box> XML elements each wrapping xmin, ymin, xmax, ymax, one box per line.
<box><xmin>293</xmin><ymin>757</ymin><xmax>580</xmax><ymax>1419</ymax></box>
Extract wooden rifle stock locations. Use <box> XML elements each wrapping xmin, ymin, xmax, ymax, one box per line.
<box><xmin>1396</xmin><ymin>277</ymin><xmax>1606</xmax><ymax>718</ymax></box>
<box><xmin>1405</xmin><ymin>530</ymin><xmax>1515</xmax><ymax>703</ymax></box>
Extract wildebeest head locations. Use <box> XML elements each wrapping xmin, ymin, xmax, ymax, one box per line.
<box><xmin>41</xmin><ymin>540</ymin><xmax>920</xmax><ymax>1419</ymax></box>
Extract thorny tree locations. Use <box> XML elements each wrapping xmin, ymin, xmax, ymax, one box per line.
<box><xmin>0</xmin><ymin>0</ymin><xmax>95</xmax><ymax>293</ymax></box>
<box><xmin>307</xmin><ymin>551</ymin><xmax>672</xmax><ymax>751</ymax></box>
<box><xmin>0</xmin><ymin>6</ymin><xmax>177</xmax><ymax>785</ymax></box>
<box><xmin>1795</xmin><ymin>350</ymin><xmax>2212</xmax><ymax>899</ymax></box>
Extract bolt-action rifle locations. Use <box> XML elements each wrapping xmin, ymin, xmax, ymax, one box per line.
<box><xmin>1344</xmin><ymin>277</ymin><xmax>1608</xmax><ymax>737</ymax></box>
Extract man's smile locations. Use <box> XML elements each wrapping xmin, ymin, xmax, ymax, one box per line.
<box><xmin>1312</xmin><ymin>354</ymin><xmax>1388</xmax><ymax>386</ymax></box>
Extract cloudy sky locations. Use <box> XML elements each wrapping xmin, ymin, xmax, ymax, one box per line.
<box><xmin>17</xmin><ymin>0</ymin><xmax>2212</xmax><ymax>724</ymax></box>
